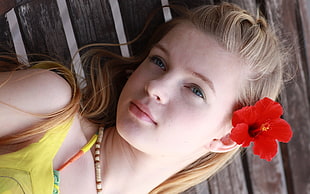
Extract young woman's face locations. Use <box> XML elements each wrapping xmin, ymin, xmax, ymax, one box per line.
<box><xmin>116</xmin><ymin>23</ymin><xmax>244</xmax><ymax>158</ymax></box>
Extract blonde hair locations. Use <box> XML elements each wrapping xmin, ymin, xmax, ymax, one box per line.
<box><xmin>0</xmin><ymin>2</ymin><xmax>288</xmax><ymax>193</ymax></box>
<box><xmin>78</xmin><ymin>3</ymin><xmax>287</xmax><ymax>193</ymax></box>
<box><xmin>152</xmin><ymin>3</ymin><xmax>287</xmax><ymax>193</ymax></box>
<box><xmin>189</xmin><ymin>3</ymin><xmax>287</xmax><ymax>106</ymax></box>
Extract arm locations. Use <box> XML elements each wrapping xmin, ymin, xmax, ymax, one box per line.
<box><xmin>0</xmin><ymin>68</ymin><xmax>72</xmax><ymax>138</ymax></box>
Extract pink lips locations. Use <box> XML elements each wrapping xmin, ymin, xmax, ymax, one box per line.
<box><xmin>129</xmin><ymin>101</ymin><xmax>157</xmax><ymax>125</ymax></box>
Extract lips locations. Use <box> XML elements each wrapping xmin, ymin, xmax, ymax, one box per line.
<box><xmin>129</xmin><ymin>101</ymin><xmax>157</xmax><ymax>125</ymax></box>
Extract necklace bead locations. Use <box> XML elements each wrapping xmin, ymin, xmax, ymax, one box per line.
<box><xmin>95</xmin><ymin>127</ymin><xmax>104</xmax><ymax>193</ymax></box>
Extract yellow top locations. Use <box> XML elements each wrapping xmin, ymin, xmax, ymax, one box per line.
<box><xmin>0</xmin><ymin>118</ymin><xmax>74</xmax><ymax>194</ymax></box>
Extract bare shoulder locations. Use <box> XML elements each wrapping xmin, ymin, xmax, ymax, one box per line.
<box><xmin>0</xmin><ymin>68</ymin><xmax>72</xmax><ymax>114</ymax></box>
<box><xmin>0</xmin><ymin>68</ymin><xmax>72</xmax><ymax>137</ymax></box>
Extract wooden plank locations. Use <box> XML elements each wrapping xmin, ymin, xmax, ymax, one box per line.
<box><xmin>208</xmin><ymin>153</ymin><xmax>248</xmax><ymax>194</ymax></box>
<box><xmin>0</xmin><ymin>0</ymin><xmax>38</xmax><ymax>15</ymax></box>
<box><xmin>168</xmin><ymin>0</ymin><xmax>214</xmax><ymax>19</ymax></box>
<box><xmin>182</xmin><ymin>180</ymin><xmax>210</xmax><ymax>194</ymax></box>
<box><xmin>118</xmin><ymin>0</ymin><xmax>164</xmax><ymax>56</ymax></box>
<box><xmin>14</xmin><ymin>0</ymin><xmax>71</xmax><ymax>65</ymax></box>
<box><xmin>168</xmin><ymin>0</ymin><xmax>214</xmax><ymax>9</ymax></box>
<box><xmin>264</xmin><ymin>0</ymin><xmax>310</xmax><ymax>194</ymax></box>
<box><xmin>66</xmin><ymin>0</ymin><xmax>120</xmax><ymax>54</ymax></box>
<box><xmin>246</xmin><ymin>148</ymin><xmax>288</xmax><ymax>194</ymax></box>
<box><xmin>0</xmin><ymin>1</ymin><xmax>307</xmax><ymax>194</ymax></box>
<box><xmin>0</xmin><ymin>15</ymin><xmax>15</xmax><ymax>52</ymax></box>
<box><xmin>229</xmin><ymin>0</ymin><xmax>257</xmax><ymax>15</ymax></box>
<box><xmin>15</xmin><ymin>0</ymin><xmax>36</xmax><ymax>6</ymax></box>
<box><xmin>297</xmin><ymin>0</ymin><xmax>310</xmax><ymax>108</ymax></box>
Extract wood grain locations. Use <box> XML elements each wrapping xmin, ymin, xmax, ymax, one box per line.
<box><xmin>229</xmin><ymin>0</ymin><xmax>257</xmax><ymax>15</ymax></box>
<box><xmin>168</xmin><ymin>0</ymin><xmax>214</xmax><ymax>9</ymax></box>
<box><xmin>168</xmin><ymin>0</ymin><xmax>214</xmax><ymax>19</ymax></box>
<box><xmin>14</xmin><ymin>0</ymin><xmax>71</xmax><ymax>65</ymax></box>
<box><xmin>66</xmin><ymin>0</ymin><xmax>120</xmax><ymax>54</ymax></box>
<box><xmin>265</xmin><ymin>0</ymin><xmax>310</xmax><ymax>194</ymax></box>
<box><xmin>246</xmin><ymin>148</ymin><xmax>288</xmax><ymax>194</ymax></box>
<box><xmin>183</xmin><ymin>180</ymin><xmax>210</xmax><ymax>194</ymax></box>
<box><xmin>118</xmin><ymin>0</ymin><xmax>164</xmax><ymax>55</ymax></box>
<box><xmin>0</xmin><ymin>15</ymin><xmax>14</xmax><ymax>52</ymax></box>
<box><xmin>297</xmin><ymin>0</ymin><xmax>310</xmax><ymax>109</ymax></box>
<box><xmin>1</xmin><ymin>0</ymin><xmax>310</xmax><ymax>193</ymax></box>
<box><xmin>208</xmin><ymin>153</ymin><xmax>248</xmax><ymax>194</ymax></box>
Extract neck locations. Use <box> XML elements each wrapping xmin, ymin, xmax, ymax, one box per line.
<box><xmin>100</xmin><ymin>127</ymin><xmax>199</xmax><ymax>194</ymax></box>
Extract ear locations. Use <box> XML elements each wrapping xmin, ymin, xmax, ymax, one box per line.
<box><xmin>208</xmin><ymin>133</ymin><xmax>238</xmax><ymax>153</ymax></box>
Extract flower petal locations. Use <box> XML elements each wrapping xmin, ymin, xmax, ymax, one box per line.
<box><xmin>255</xmin><ymin>97</ymin><xmax>283</xmax><ymax>120</ymax></box>
<box><xmin>253</xmin><ymin>136</ymin><xmax>278</xmax><ymax>161</ymax></box>
<box><xmin>230</xmin><ymin>123</ymin><xmax>253</xmax><ymax>147</ymax></box>
<box><xmin>232</xmin><ymin>106</ymin><xmax>258</xmax><ymax>127</ymax></box>
<box><xmin>267</xmin><ymin>118</ymin><xmax>293</xmax><ymax>142</ymax></box>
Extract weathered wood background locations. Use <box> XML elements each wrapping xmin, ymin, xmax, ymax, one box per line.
<box><xmin>1</xmin><ymin>0</ymin><xmax>309</xmax><ymax>193</ymax></box>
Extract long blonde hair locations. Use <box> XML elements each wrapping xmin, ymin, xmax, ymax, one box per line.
<box><xmin>78</xmin><ymin>3</ymin><xmax>287</xmax><ymax>193</ymax></box>
<box><xmin>0</xmin><ymin>2</ymin><xmax>288</xmax><ymax>193</ymax></box>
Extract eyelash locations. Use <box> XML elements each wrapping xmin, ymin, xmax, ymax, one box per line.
<box><xmin>149</xmin><ymin>55</ymin><xmax>205</xmax><ymax>99</ymax></box>
<box><xmin>186</xmin><ymin>85</ymin><xmax>205</xmax><ymax>99</ymax></box>
<box><xmin>150</xmin><ymin>56</ymin><xmax>166</xmax><ymax>71</ymax></box>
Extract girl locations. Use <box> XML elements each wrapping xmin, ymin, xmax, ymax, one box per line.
<box><xmin>0</xmin><ymin>2</ymin><xmax>292</xmax><ymax>194</ymax></box>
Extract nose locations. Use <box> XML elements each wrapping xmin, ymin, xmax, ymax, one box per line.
<box><xmin>145</xmin><ymin>78</ymin><xmax>169</xmax><ymax>104</ymax></box>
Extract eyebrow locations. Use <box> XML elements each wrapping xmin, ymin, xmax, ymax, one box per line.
<box><xmin>153</xmin><ymin>44</ymin><xmax>216</xmax><ymax>94</ymax></box>
<box><xmin>192</xmin><ymin>72</ymin><xmax>216</xmax><ymax>95</ymax></box>
<box><xmin>153</xmin><ymin>44</ymin><xmax>169</xmax><ymax>55</ymax></box>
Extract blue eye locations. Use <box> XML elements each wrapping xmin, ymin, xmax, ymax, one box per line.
<box><xmin>190</xmin><ymin>86</ymin><xmax>205</xmax><ymax>99</ymax></box>
<box><xmin>150</xmin><ymin>56</ymin><xmax>166</xmax><ymax>71</ymax></box>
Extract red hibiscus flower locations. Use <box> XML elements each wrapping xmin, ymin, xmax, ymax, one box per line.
<box><xmin>230</xmin><ymin>97</ymin><xmax>293</xmax><ymax>161</ymax></box>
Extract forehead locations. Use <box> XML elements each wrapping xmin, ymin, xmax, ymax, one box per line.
<box><xmin>156</xmin><ymin>22</ymin><xmax>242</xmax><ymax>68</ymax></box>
<box><xmin>157</xmin><ymin>23</ymin><xmax>233</xmax><ymax>61</ymax></box>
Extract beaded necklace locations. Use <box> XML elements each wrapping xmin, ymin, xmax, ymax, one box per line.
<box><xmin>55</xmin><ymin>127</ymin><xmax>104</xmax><ymax>194</ymax></box>
<box><xmin>94</xmin><ymin>127</ymin><xmax>104</xmax><ymax>194</ymax></box>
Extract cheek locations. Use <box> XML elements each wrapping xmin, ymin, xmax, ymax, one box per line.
<box><xmin>163</xmin><ymin>106</ymin><xmax>213</xmax><ymax>138</ymax></box>
<box><xmin>125</xmin><ymin>67</ymin><xmax>149</xmax><ymax>88</ymax></box>
<box><xmin>171</xmin><ymin>105</ymin><xmax>228</xmax><ymax>135</ymax></box>
<box><xmin>119</xmin><ymin>67</ymin><xmax>146</xmax><ymax>98</ymax></box>
<box><xmin>159</xmin><ymin>119</ymin><xmax>216</xmax><ymax>154</ymax></box>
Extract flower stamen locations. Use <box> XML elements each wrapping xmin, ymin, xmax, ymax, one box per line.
<box><xmin>260</xmin><ymin>123</ymin><xmax>270</xmax><ymax>132</ymax></box>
